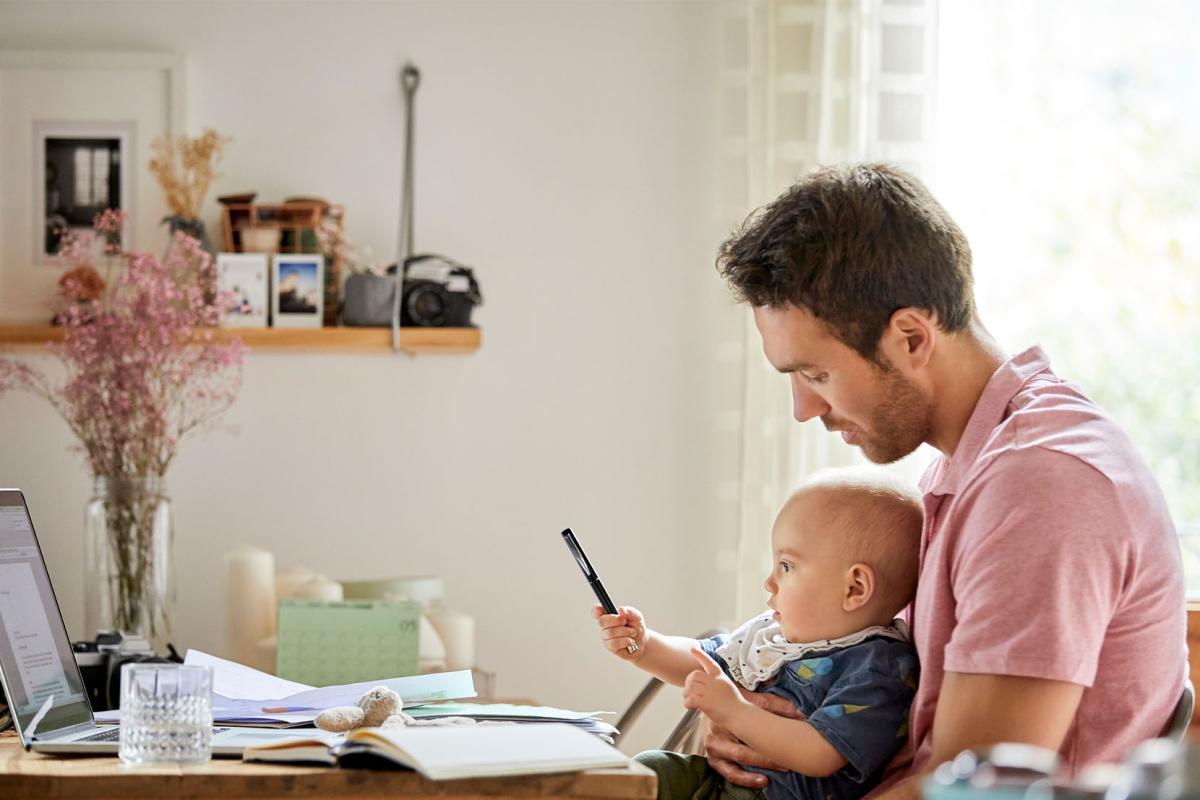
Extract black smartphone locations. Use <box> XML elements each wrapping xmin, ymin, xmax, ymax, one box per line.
<box><xmin>561</xmin><ymin>527</ymin><xmax>638</xmax><ymax>654</ymax></box>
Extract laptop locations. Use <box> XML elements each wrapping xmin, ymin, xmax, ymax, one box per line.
<box><xmin>0</xmin><ymin>488</ymin><xmax>337</xmax><ymax>756</ymax></box>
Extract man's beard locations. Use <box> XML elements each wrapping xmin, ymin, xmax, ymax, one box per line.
<box><xmin>828</xmin><ymin>365</ymin><xmax>932</xmax><ymax>464</ymax></box>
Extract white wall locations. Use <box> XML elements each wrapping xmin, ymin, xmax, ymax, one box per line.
<box><xmin>0</xmin><ymin>1</ymin><xmax>746</xmax><ymax>752</ymax></box>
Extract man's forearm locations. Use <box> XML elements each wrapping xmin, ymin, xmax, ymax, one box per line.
<box><xmin>635</xmin><ymin>632</ymin><xmax>703</xmax><ymax>686</ymax></box>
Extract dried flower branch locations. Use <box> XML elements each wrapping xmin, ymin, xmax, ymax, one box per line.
<box><xmin>316</xmin><ymin>215</ymin><xmax>387</xmax><ymax>280</ymax></box>
<box><xmin>148</xmin><ymin>128</ymin><xmax>231</xmax><ymax>218</ymax></box>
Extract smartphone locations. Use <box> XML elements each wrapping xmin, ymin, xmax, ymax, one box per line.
<box><xmin>560</xmin><ymin>527</ymin><xmax>638</xmax><ymax>654</ymax></box>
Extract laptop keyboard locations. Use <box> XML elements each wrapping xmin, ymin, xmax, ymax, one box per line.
<box><xmin>76</xmin><ymin>726</ymin><xmax>231</xmax><ymax>743</ymax></box>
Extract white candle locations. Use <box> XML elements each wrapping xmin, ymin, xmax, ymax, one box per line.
<box><xmin>275</xmin><ymin>563</ymin><xmax>317</xmax><ymax>602</ymax></box>
<box><xmin>426</xmin><ymin>606</ymin><xmax>475</xmax><ymax>671</ymax></box>
<box><xmin>295</xmin><ymin>575</ymin><xmax>343</xmax><ymax>602</ymax></box>
<box><xmin>418</xmin><ymin>613</ymin><xmax>447</xmax><ymax>673</ymax></box>
<box><xmin>226</xmin><ymin>546</ymin><xmax>275</xmax><ymax>670</ymax></box>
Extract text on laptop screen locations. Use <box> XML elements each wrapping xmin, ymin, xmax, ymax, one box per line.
<box><xmin>0</xmin><ymin>490</ymin><xmax>91</xmax><ymax>736</ymax></box>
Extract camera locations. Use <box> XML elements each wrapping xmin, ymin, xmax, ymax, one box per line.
<box><xmin>341</xmin><ymin>253</ymin><xmax>483</xmax><ymax>328</ymax></box>
<box><xmin>72</xmin><ymin>631</ymin><xmax>178</xmax><ymax>711</ymax></box>
<box><xmin>400</xmin><ymin>254</ymin><xmax>483</xmax><ymax>327</ymax></box>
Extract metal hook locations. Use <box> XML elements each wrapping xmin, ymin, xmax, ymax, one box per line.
<box><xmin>401</xmin><ymin>63</ymin><xmax>420</xmax><ymax>94</ymax></box>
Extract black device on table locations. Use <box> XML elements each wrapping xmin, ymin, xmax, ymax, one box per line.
<box><xmin>72</xmin><ymin>631</ymin><xmax>180</xmax><ymax>712</ymax></box>
<box><xmin>560</xmin><ymin>528</ymin><xmax>638</xmax><ymax>655</ymax></box>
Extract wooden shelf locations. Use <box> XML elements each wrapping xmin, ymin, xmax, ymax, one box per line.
<box><xmin>0</xmin><ymin>325</ymin><xmax>481</xmax><ymax>354</ymax></box>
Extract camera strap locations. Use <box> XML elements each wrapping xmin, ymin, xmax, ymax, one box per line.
<box><xmin>392</xmin><ymin>63</ymin><xmax>421</xmax><ymax>352</ymax></box>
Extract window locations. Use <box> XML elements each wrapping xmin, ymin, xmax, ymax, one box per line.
<box><xmin>72</xmin><ymin>147</ymin><xmax>112</xmax><ymax>207</ymax></box>
<box><xmin>935</xmin><ymin>2</ymin><xmax>1200</xmax><ymax>589</ymax></box>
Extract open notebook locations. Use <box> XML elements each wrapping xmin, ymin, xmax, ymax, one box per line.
<box><xmin>243</xmin><ymin>722</ymin><xmax>630</xmax><ymax>780</ymax></box>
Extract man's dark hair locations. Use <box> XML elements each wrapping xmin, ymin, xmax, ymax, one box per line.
<box><xmin>716</xmin><ymin>163</ymin><xmax>976</xmax><ymax>362</ymax></box>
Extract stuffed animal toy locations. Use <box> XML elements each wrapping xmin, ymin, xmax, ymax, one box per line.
<box><xmin>314</xmin><ymin>686</ymin><xmax>487</xmax><ymax>733</ymax></box>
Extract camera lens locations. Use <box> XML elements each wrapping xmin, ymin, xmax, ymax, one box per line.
<box><xmin>407</xmin><ymin>285</ymin><xmax>449</xmax><ymax>326</ymax></box>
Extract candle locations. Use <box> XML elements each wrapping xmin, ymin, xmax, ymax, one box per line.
<box><xmin>226</xmin><ymin>545</ymin><xmax>275</xmax><ymax>670</ymax></box>
<box><xmin>426</xmin><ymin>605</ymin><xmax>475</xmax><ymax>671</ymax></box>
<box><xmin>275</xmin><ymin>563</ymin><xmax>317</xmax><ymax>602</ymax></box>
<box><xmin>295</xmin><ymin>575</ymin><xmax>343</xmax><ymax>602</ymax></box>
<box><xmin>418</xmin><ymin>613</ymin><xmax>447</xmax><ymax>673</ymax></box>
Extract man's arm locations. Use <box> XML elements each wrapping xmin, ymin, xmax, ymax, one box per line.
<box><xmin>704</xmin><ymin>692</ymin><xmax>804</xmax><ymax>789</ymax></box>
<box><xmin>709</xmin><ymin>671</ymin><xmax>1083</xmax><ymax>792</ymax></box>
<box><xmin>870</xmin><ymin>672</ymin><xmax>1084</xmax><ymax>800</ymax></box>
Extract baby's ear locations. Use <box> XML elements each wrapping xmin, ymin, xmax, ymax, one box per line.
<box><xmin>843</xmin><ymin>563</ymin><xmax>876</xmax><ymax>611</ymax></box>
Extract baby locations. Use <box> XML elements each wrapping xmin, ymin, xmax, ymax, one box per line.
<box><xmin>595</xmin><ymin>467</ymin><xmax>922</xmax><ymax>800</ymax></box>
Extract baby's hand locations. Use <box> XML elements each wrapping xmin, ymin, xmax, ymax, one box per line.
<box><xmin>594</xmin><ymin>605</ymin><xmax>646</xmax><ymax>662</ymax></box>
<box><xmin>683</xmin><ymin>648</ymin><xmax>744</xmax><ymax>726</ymax></box>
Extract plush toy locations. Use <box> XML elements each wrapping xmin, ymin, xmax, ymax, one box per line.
<box><xmin>314</xmin><ymin>686</ymin><xmax>488</xmax><ymax>733</ymax></box>
<box><xmin>315</xmin><ymin>686</ymin><xmax>403</xmax><ymax>732</ymax></box>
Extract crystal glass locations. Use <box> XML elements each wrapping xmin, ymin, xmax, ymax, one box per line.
<box><xmin>84</xmin><ymin>475</ymin><xmax>175</xmax><ymax>649</ymax></box>
<box><xmin>119</xmin><ymin>664</ymin><xmax>212</xmax><ymax>765</ymax></box>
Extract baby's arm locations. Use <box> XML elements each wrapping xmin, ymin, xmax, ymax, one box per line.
<box><xmin>594</xmin><ymin>605</ymin><xmax>703</xmax><ymax>687</ymax></box>
<box><xmin>685</xmin><ymin>649</ymin><xmax>848</xmax><ymax>777</ymax></box>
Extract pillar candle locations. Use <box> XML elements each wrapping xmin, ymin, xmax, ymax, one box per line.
<box><xmin>275</xmin><ymin>563</ymin><xmax>317</xmax><ymax>602</ymax></box>
<box><xmin>226</xmin><ymin>545</ymin><xmax>275</xmax><ymax>670</ymax></box>
<box><xmin>295</xmin><ymin>575</ymin><xmax>343</xmax><ymax>602</ymax></box>
<box><xmin>426</xmin><ymin>606</ymin><xmax>475</xmax><ymax>671</ymax></box>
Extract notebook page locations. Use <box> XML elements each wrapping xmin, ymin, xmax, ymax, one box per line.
<box><xmin>361</xmin><ymin>723</ymin><xmax>629</xmax><ymax>780</ymax></box>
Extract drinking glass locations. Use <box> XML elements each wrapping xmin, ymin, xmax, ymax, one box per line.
<box><xmin>118</xmin><ymin>663</ymin><xmax>213</xmax><ymax>765</ymax></box>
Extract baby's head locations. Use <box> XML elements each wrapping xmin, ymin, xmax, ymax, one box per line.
<box><xmin>764</xmin><ymin>466</ymin><xmax>922</xmax><ymax>644</ymax></box>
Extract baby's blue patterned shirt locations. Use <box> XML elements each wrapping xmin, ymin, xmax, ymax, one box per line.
<box><xmin>700</xmin><ymin>632</ymin><xmax>918</xmax><ymax>800</ymax></box>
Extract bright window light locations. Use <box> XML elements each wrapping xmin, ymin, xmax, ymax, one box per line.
<box><xmin>935</xmin><ymin>2</ymin><xmax>1200</xmax><ymax>588</ymax></box>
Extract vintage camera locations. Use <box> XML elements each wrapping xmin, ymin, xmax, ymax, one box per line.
<box><xmin>341</xmin><ymin>253</ymin><xmax>483</xmax><ymax>328</ymax></box>
<box><xmin>400</xmin><ymin>254</ymin><xmax>483</xmax><ymax>327</ymax></box>
<box><xmin>72</xmin><ymin>631</ymin><xmax>178</xmax><ymax>712</ymax></box>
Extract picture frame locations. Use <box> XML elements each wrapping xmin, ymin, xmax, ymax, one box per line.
<box><xmin>216</xmin><ymin>253</ymin><xmax>269</xmax><ymax>329</ymax></box>
<box><xmin>33</xmin><ymin>120</ymin><xmax>135</xmax><ymax>265</ymax></box>
<box><xmin>0</xmin><ymin>50</ymin><xmax>185</xmax><ymax>321</ymax></box>
<box><xmin>271</xmin><ymin>254</ymin><xmax>324</xmax><ymax>329</ymax></box>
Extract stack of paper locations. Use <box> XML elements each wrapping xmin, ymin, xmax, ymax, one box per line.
<box><xmin>95</xmin><ymin>649</ymin><xmax>476</xmax><ymax>727</ymax></box>
<box><xmin>405</xmin><ymin>702</ymin><xmax>619</xmax><ymax>742</ymax></box>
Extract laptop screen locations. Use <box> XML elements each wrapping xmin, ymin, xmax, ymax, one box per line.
<box><xmin>0</xmin><ymin>490</ymin><xmax>92</xmax><ymax>740</ymax></box>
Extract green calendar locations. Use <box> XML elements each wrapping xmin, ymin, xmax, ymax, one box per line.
<box><xmin>275</xmin><ymin>598</ymin><xmax>421</xmax><ymax>686</ymax></box>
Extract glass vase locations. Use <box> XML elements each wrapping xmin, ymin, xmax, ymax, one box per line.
<box><xmin>163</xmin><ymin>215</ymin><xmax>213</xmax><ymax>254</ymax></box>
<box><xmin>84</xmin><ymin>475</ymin><xmax>175</xmax><ymax>650</ymax></box>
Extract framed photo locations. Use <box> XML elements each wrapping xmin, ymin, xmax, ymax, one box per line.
<box><xmin>216</xmin><ymin>253</ymin><xmax>269</xmax><ymax>329</ymax></box>
<box><xmin>0</xmin><ymin>50</ymin><xmax>184</xmax><ymax>320</ymax></box>
<box><xmin>33</xmin><ymin>120</ymin><xmax>135</xmax><ymax>264</ymax></box>
<box><xmin>271</xmin><ymin>254</ymin><xmax>324</xmax><ymax>328</ymax></box>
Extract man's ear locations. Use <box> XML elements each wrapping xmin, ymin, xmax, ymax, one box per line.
<box><xmin>881</xmin><ymin>308</ymin><xmax>936</xmax><ymax>372</ymax></box>
<box><xmin>843</xmin><ymin>563</ymin><xmax>876</xmax><ymax>612</ymax></box>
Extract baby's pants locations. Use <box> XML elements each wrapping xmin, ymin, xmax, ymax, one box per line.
<box><xmin>634</xmin><ymin>750</ymin><xmax>768</xmax><ymax>800</ymax></box>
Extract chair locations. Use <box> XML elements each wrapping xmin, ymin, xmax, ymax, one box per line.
<box><xmin>1162</xmin><ymin>679</ymin><xmax>1195</xmax><ymax>743</ymax></box>
<box><xmin>613</xmin><ymin>629</ymin><xmax>723</xmax><ymax>753</ymax></box>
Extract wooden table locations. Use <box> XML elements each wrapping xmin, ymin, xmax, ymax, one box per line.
<box><xmin>0</xmin><ymin>732</ymin><xmax>656</xmax><ymax>799</ymax></box>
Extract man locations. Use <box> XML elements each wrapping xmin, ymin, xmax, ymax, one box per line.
<box><xmin>705</xmin><ymin>163</ymin><xmax>1186</xmax><ymax>799</ymax></box>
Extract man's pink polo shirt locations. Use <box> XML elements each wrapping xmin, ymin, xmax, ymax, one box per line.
<box><xmin>885</xmin><ymin>346</ymin><xmax>1186</xmax><ymax>785</ymax></box>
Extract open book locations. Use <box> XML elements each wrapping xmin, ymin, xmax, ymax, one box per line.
<box><xmin>242</xmin><ymin>722</ymin><xmax>630</xmax><ymax>780</ymax></box>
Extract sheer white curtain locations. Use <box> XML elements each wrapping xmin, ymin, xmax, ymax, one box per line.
<box><xmin>718</xmin><ymin>0</ymin><xmax>940</xmax><ymax>623</ymax></box>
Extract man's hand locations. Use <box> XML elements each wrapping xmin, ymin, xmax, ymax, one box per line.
<box><xmin>593</xmin><ymin>605</ymin><xmax>646</xmax><ymax>662</ymax></box>
<box><xmin>683</xmin><ymin>649</ymin><xmax>745</xmax><ymax>725</ymax></box>
<box><xmin>703</xmin><ymin>689</ymin><xmax>806</xmax><ymax>789</ymax></box>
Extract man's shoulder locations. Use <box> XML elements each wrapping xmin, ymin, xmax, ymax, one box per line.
<box><xmin>942</xmin><ymin>374</ymin><xmax>1174</xmax><ymax>555</ymax></box>
<box><xmin>968</xmin><ymin>375</ymin><xmax>1147</xmax><ymax>494</ymax></box>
